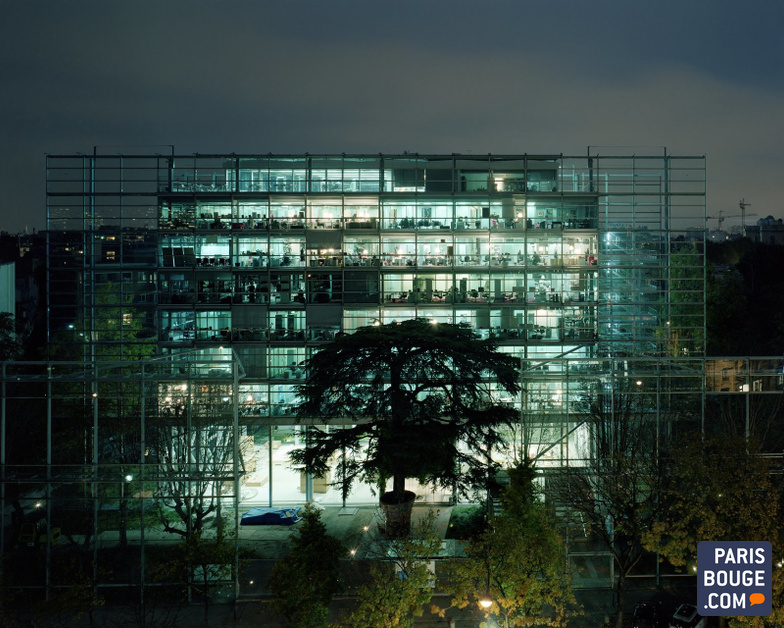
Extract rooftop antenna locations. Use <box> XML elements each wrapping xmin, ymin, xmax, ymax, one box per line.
<box><xmin>739</xmin><ymin>198</ymin><xmax>752</xmax><ymax>238</ymax></box>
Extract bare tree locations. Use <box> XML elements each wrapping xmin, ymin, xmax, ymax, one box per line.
<box><xmin>550</xmin><ymin>381</ymin><xmax>663</xmax><ymax>628</ymax></box>
<box><xmin>150</xmin><ymin>416</ymin><xmax>236</xmax><ymax>537</ymax></box>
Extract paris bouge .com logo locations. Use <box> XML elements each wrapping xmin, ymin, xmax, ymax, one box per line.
<box><xmin>697</xmin><ymin>541</ymin><xmax>772</xmax><ymax>616</ymax></box>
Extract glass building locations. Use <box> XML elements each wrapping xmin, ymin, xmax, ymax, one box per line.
<box><xmin>45</xmin><ymin>151</ymin><xmax>708</xmax><ymax>505</ymax></box>
<box><xmin>15</xmin><ymin>151</ymin><xmax>784</xmax><ymax>600</ymax></box>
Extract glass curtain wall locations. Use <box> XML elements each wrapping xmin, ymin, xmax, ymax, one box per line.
<box><xmin>4</xmin><ymin>355</ymin><xmax>782</xmax><ymax>597</ymax></box>
<box><xmin>0</xmin><ymin>351</ymin><xmax>242</xmax><ymax>603</ymax></box>
<box><xmin>46</xmin><ymin>151</ymin><xmax>706</xmax><ymax>506</ymax></box>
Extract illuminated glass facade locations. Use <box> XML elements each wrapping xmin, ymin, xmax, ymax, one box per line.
<box><xmin>46</xmin><ymin>151</ymin><xmax>707</xmax><ymax>503</ymax></box>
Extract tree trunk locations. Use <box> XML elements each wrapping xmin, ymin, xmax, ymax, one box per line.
<box><xmin>615</xmin><ymin>575</ymin><xmax>625</xmax><ymax>628</ymax></box>
<box><xmin>393</xmin><ymin>471</ymin><xmax>406</xmax><ymax>499</ymax></box>
<box><xmin>202</xmin><ymin>570</ymin><xmax>210</xmax><ymax>628</ymax></box>
<box><xmin>119</xmin><ymin>495</ymin><xmax>128</xmax><ymax>549</ymax></box>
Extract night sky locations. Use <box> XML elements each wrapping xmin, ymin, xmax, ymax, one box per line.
<box><xmin>1</xmin><ymin>0</ymin><xmax>782</xmax><ymax>234</ymax></box>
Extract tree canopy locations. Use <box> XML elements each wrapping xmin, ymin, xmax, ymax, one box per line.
<box><xmin>291</xmin><ymin>319</ymin><xmax>521</xmax><ymax>502</ymax></box>
<box><xmin>643</xmin><ymin>435</ymin><xmax>784</xmax><ymax>628</ymax></box>
<box><xmin>706</xmin><ymin>239</ymin><xmax>784</xmax><ymax>355</ymax></box>
<box><xmin>268</xmin><ymin>506</ymin><xmax>345</xmax><ymax>628</ymax></box>
<box><xmin>441</xmin><ymin>461</ymin><xmax>574</xmax><ymax>627</ymax></box>
<box><xmin>340</xmin><ymin>510</ymin><xmax>442</xmax><ymax>628</ymax></box>
<box><xmin>0</xmin><ymin>313</ymin><xmax>22</xmax><ymax>362</ymax></box>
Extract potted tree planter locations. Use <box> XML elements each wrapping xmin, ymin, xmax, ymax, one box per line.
<box><xmin>379</xmin><ymin>490</ymin><xmax>417</xmax><ymax>537</ymax></box>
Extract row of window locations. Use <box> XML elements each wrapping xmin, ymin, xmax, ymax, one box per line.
<box><xmin>157</xmin><ymin>233</ymin><xmax>599</xmax><ymax>269</ymax></box>
<box><xmin>228</xmin><ymin>365</ymin><xmax>599</xmax><ymax>419</ymax></box>
<box><xmin>158</xmin><ymin>269</ymin><xmax>599</xmax><ymax>306</ymax></box>
<box><xmin>164</xmin><ymin>164</ymin><xmax>570</xmax><ymax>195</ymax></box>
<box><xmin>160</xmin><ymin>197</ymin><xmax>596</xmax><ymax>231</ymax></box>
<box><xmin>158</xmin><ymin>304</ymin><xmax>599</xmax><ymax>348</ymax></box>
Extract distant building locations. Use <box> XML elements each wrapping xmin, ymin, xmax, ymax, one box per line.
<box><xmin>0</xmin><ymin>261</ymin><xmax>13</xmax><ymax>316</ymax></box>
<box><xmin>746</xmin><ymin>215</ymin><xmax>784</xmax><ymax>245</ymax></box>
<box><xmin>0</xmin><ymin>231</ymin><xmax>45</xmax><ymax>339</ymax></box>
<box><xmin>706</xmin><ymin>358</ymin><xmax>784</xmax><ymax>393</ymax></box>
<box><xmin>707</xmin><ymin>229</ymin><xmax>730</xmax><ymax>243</ymax></box>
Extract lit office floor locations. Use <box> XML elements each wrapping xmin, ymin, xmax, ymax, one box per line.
<box><xmin>240</xmin><ymin>442</ymin><xmax>452</xmax><ymax>508</ymax></box>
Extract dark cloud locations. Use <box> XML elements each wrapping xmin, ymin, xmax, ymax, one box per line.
<box><xmin>0</xmin><ymin>1</ymin><xmax>782</xmax><ymax>232</ymax></box>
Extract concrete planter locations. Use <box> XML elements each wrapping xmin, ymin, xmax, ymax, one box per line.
<box><xmin>379</xmin><ymin>490</ymin><xmax>416</xmax><ymax>537</ymax></box>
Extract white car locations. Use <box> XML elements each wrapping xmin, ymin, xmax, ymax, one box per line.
<box><xmin>669</xmin><ymin>604</ymin><xmax>706</xmax><ymax>628</ymax></box>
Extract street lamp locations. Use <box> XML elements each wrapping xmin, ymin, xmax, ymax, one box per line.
<box><xmin>479</xmin><ymin>554</ymin><xmax>493</xmax><ymax>609</ymax></box>
<box><xmin>120</xmin><ymin>473</ymin><xmax>133</xmax><ymax>548</ymax></box>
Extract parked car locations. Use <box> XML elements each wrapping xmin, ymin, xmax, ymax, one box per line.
<box><xmin>240</xmin><ymin>507</ymin><xmax>302</xmax><ymax>526</ymax></box>
<box><xmin>669</xmin><ymin>603</ymin><xmax>706</xmax><ymax>628</ymax></box>
<box><xmin>631</xmin><ymin>601</ymin><xmax>665</xmax><ymax>628</ymax></box>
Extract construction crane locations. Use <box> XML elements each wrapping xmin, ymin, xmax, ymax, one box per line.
<box><xmin>706</xmin><ymin>211</ymin><xmax>741</xmax><ymax>231</ymax></box>
<box><xmin>706</xmin><ymin>207</ymin><xmax>756</xmax><ymax>232</ymax></box>
<box><xmin>739</xmin><ymin>198</ymin><xmax>752</xmax><ymax>238</ymax></box>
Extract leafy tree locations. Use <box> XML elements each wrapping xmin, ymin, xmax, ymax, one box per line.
<box><xmin>705</xmin><ymin>265</ymin><xmax>746</xmax><ymax>355</ymax></box>
<box><xmin>441</xmin><ymin>462</ymin><xmax>575</xmax><ymax>628</ymax></box>
<box><xmin>665</xmin><ymin>243</ymin><xmax>705</xmax><ymax>357</ymax></box>
<box><xmin>125</xmin><ymin>562</ymin><xmax>187</xmax><ymax>628</ymax></box>
<box><xmin>154</xmin><ymin>528</ymin><xmax>236</xmax><ymax>628</ymax></box>
<box><xmin>550</xmin><ymin>382</ymin><xmax>663</xmax><ymax>628</ymax></box>
<box><xmin>35</xmin><ymin>559</ymin><xmax>105</xmax><ymax>628</ymax></box>
<box><xmin>0</xmin><ymin>312</ymin><xmax>22</xmax><ymax>361</ymax></box>
<box><xmin>267</xmin><ymin>506</ymin><xmax>345</xmax><ymax>628</ymax></box>
<box><xmin>643</xmin><ymin>435</ymin><xmax>784</xmax><ymax>627</ymax></box>
<box><xmin>705</xmin><ymin>240</ymin><xmax>784</xmax><ymax>355</ymax></box>
<box><xmin>291</xmin><ymin>319</ymin><xmax>520</xmax><ymax>533</ymax></box>
<box><xmin>339</xmin><ymin>510</ymin><xmax>442</xmax><ymax>628</ymax></box>
<box><xmin>49</xmin><ymin>281</ymin><xmax>155</xmax><ymax>362</ymax></box>
<box><xmin>0</xmin><ymin>550</ymin><xmax>107</xmax><ymax>628</ymax></box>
<box><xmin>46</xmin><ymin>283</ymin><xmax>155</xmax><ymax>550</ymax></box>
